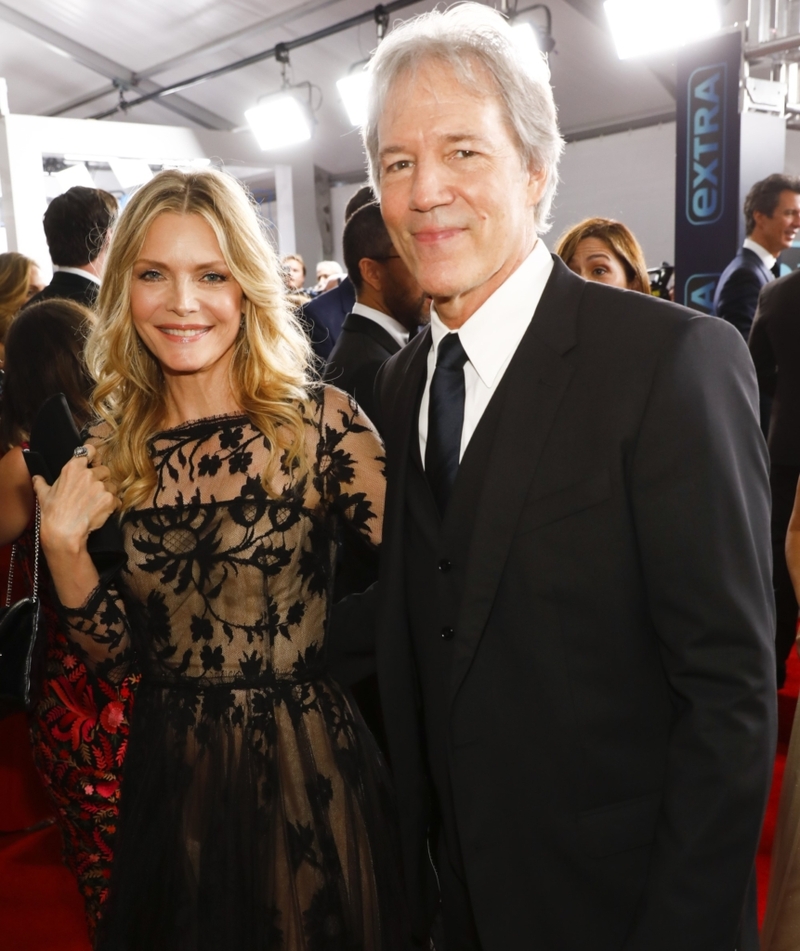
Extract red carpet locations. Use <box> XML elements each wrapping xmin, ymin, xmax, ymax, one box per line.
<box><xmin>757</xmin><ymin>649</ymin><xmax>800</xmax><ymax>925</ymax></box>
<box><xmin>0</xmin><ymin>713</ymin><xmax>91</xmax><ymax>951</ymax></box>
<box><xmin>1</xmin><ymin>654</ymin><xmax>798</xmax><ymax>947</ymax></box>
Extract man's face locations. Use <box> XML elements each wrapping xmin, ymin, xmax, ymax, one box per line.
<box><xmin>377</xmin><ymin>59</ymin><xmax>546</xmax><ymax>328</ymax></box>
<box><xmin>753</xmin><ymin>189</ymin><xmax>800</xmax><ymax>256</ymax></box>
<box><xmin>377</xmin><ymin>250</ymin><xmax>431</xmax><ymax>331</ymax></box>
<box><xmin>284</xmin><ymin>258</ymin><xmax>305</xmax><ymax>290</ymax></box>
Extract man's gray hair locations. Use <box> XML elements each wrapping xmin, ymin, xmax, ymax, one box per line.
<box><xmin>362</xmin><ymin>2</ymin><xmax>565</xmax><ymax>233</ymax></box>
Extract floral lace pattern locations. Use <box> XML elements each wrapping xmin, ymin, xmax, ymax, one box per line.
<box><xmin>60</xmin><ymin>387</ymin><xmax>405</xmax><ymax>950</ymax></box>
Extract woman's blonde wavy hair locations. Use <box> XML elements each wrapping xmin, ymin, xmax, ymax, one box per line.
<box><xmin>85</xmin><ymin>167</ymin><xmax>314</xmax><ymax>513</ymax></box>
<box><xmin>0</xmin><ymin>252</ymin><xmax>37</xmax><ymax>343</ymax></box>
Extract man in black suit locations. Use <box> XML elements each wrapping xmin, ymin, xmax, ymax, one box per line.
<box><xmin>26</xmin><ymin>186</ymin><xmax>117</xmax><ymax>310</ymax></box>
<box><xmin>302</xmin><ymin>186</ymin><xmax>376</xmax><ymax>361</ymax></box>
<box><xmin>713</xmin><ymin>173</ymin><xmax>800</xmax><ymax>340</ymax></box>
<box><xmin>750</xmin><ymin>271</ymin><xmax>800</xmax><ymax>687</ymax></box>
<box><xmin>324</xmin><ymin>201</ymin><xmax>429</xmax><ymax>426</ymax></box>
<box><xmin>358</xmin><ymin>6</ymin><xmax>775</xmax><ymax>950</ymax></box>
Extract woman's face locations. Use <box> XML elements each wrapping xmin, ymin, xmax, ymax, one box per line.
<box><xmin>130</xmin><ymin>212</ymin><xmax>244</xmax><ymax>383</ymax></box>
<box><xmin>26</xmin><ymin>264</ymin><xmax>45</xmax><ymax>300</ymax></box>
<box><xmin>566</xmin><ymin>237</ymin><xmax>632</xmax><ymax>290</ymax></box>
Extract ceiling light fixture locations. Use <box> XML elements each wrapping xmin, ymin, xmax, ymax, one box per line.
<box><xmin>503</xmin><ymin>2</ymin><xmax>556</xmax><ymax>55</ymax></box>
<box><xmin>246</xmin><ymin>44</ymin><xmax>315</xmax><ymax>151</ymax></box>
<box><xmin>337</xmin><ymin>63</ymin><xmax>371</xmax><ymax>127</ymax></box>
<box><xmin>336</xmin><ymin>7</ymin><xmax>391</xmax><ymax>129</ymax></box>
<box><xmin>604</xmin><ymin>0</ymin><xmax>721</xmax><ymax>60</ymax></box>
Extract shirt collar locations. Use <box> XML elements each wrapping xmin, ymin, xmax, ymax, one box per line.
<box><xmin>351</xmin><ymin>302</ymin><xmax>409</xmax><ymax>347</ymax></box>
<box><xmin>742</xmin><ymin>238</ymin><xmax>777</xmax><ymax>271</ymax></box>
<box><xmin>428</xmin><ymin>239</ymin><xmax>554</xmax><ymax>388</ymax></box>
<box><xmin>55</xmin><ymin>265</ymin><xmax>101</xmax><ymax>286</ymax></box>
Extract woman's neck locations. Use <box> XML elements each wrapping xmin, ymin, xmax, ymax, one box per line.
<box><xmin>161</xmin><ymin>374</ymin><xmax>242</xmax><ymax>429</ymax></box>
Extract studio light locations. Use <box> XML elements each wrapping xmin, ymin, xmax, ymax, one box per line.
<box><xmin>512</xmin><ymin>22</ymin><xmax>543</xmax><ymax>57</ymax></box>
<box><xmin>337</xmin><ymin>66</ymin><xmax>371</xmax><ymax>127</ymax></box>
<box><xmin>604</xmin><ymin>0</ymin><xmax>721</xmax><ymax>60</ymax></box>
<box><xmin>246</xmin><ymin>92</ymin><xmax>313</xmax><ymax>151</ymax></box>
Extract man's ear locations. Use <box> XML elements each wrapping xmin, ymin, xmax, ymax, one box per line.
<box><xmin>526</xmin><ymin>164</ymin><xmax>548</xmax><ymax>207</ymax></box>
<box><xmin>359</xmin><ymin>257</ymin><xmax>384</xmax><ymax>293</ymax></box>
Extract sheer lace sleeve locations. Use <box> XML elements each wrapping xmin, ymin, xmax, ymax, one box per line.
<box><xmin>58</xmin><ymin>582</ymin><xmax>135</xmax><ymax>684</ymax></box>
<box><xmin>315</xmin><ymin>386</ymin><xmax>386</xmax><ymax>547</ymax></box>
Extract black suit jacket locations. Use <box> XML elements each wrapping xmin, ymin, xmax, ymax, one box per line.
<box><xmin>25</xmin><ymin>271</ymin><xmax>99</xmax><ymax>310</ymax></box>
<box><xmin>373</xmin><ymin>257</ymin><xmax>775</xmax><ymax>950</ymax></box>
<box><xmin>323</xmin><ymin>312</ymin><xmax>402</xmax><ymax>428</ymax></box>
<box><xmin>749</xmin><ymin>269</ymin><xmax>800</xmax><ymax>465</ymax></box>
<box><xmin>301</xmin><ymin>278</ymin><xmax>356</xmax><ymax>361</ymax></box>
<box><xmin>713</xmin><ymin>246</ymin><xmax>773</xmax><ymax>339</ymax></box>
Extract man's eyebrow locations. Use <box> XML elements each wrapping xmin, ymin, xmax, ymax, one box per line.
<box><xmin>379</xmin><ymin>132</ymin><xmax>491</xmax><ymax>160</ymax></box>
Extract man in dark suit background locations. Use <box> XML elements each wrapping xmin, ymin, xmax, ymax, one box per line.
<box><xmin>26</xmin><ymin>186</ymin><xmax>117</xmax><ymax>310</ymax></box>
<box><xmin>358</xmin><ymin>6</ymin><xmax>776</xmax><ymax>950</ymax></box>
<box><xmin>301</xmin><ymin>186</ymin><xmax>376</xmax><ymax>361</ymax></box>
<box><xmin>750</xmin><ymin>270</ymin><xmax>800</xmax><ymax>688</ymax></box>
<box><xmin>713</xmin><ymin>173</ymin><xmax>800</xmax><ymax>340</ymax></box>
<box><xmin>324</xmin><ymin>201</ymin><xmax>429</xmax><ymax>426</ymax></box>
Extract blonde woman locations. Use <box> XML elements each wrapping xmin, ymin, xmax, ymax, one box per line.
<box><xmin>33</xmin><ymin>169</ymin><xmax>405</xmax><ymax>949</ymax></box>
<box><xmin>0</xmin><ymin>251</ymin><xmax>45</xmax><ymax>363</ymax></box>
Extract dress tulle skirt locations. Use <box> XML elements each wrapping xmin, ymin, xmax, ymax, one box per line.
<box><xmin>94</xmin><ymin>675</ymin><xmax>408</xmax><ymax>951</ymax></box>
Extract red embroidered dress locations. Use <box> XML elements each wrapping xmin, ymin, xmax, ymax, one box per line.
<box><xmin>15</xmin><ymin>519</ymin><xmax>139</xmax><ymax>939</ymax></box>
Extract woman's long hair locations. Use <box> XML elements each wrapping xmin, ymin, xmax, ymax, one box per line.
<box><xmin>0</xmin><ymin>252</ymin><xmax>37</xmax><ymax>344</ymax></box>
<box><xmin>0</xmin><ymin>299</ymin><xmax>94</xmax><ymax>450</ymax></box>
<box><xmin>85</xmin><ymin>168</ymin><xmax>314</xmax><ymax>512</ymax></box>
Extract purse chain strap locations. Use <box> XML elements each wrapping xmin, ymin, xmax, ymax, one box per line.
<box><xmin>4</xmin><ymin>502</ymin><xmax>41</xmax><ymax>608</ymax></box>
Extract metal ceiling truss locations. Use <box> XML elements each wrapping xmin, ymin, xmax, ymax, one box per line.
<box><xmin>0</xmin><ymin>0</ymin><xmax>232</xmax><ymax>128</ymax></box>
<box><xmin>44</xmin><ymin>0</ymin><xmax>354</xmax><ymax>121</ymax></box>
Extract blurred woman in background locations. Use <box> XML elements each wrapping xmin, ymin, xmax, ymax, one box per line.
<box><xmin>0</xmin><ymin>299</ymin><xmax>137</xmax><ymax>941</ymax></box>
<box><xmin>555</xmin><ymin>217</ymin><xmax>651</xmax><ymax>294</ymax></box>
<box><xmin>0</xmin><ymin>252</ymin><xmax>45</xmax><ymax>366</ymax></box>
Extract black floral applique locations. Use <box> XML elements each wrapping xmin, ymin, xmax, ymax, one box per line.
<box><xmin>62</xmin><ymin>393</ymin><xmax>401</xmax><ymax>950</ymax></box>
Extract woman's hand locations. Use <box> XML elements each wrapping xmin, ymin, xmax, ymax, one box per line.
<box><xmin>31</xmin><ymin>444</ymin><xmax>120</xmax><ymax>609</ymax></box>
<box><xmin>32</xmin><ymin>444</ymin><xmax>120</xmax><ymax>557</ymax></box>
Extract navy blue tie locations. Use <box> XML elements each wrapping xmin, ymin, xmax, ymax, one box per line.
<box><xmin>426</xmin><ymin>334</ymin><xmax>469</xmax><ymax>516</ymax></box>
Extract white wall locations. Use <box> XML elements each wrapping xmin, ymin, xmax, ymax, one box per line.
<box><xmin>547</xmin><ymin>122</ymin><xmax>677</xmax><ymax>269</ymax></box>
<box><xmin>330</xmin><ymin>180</ymin><xmax>368</xmax><ymax>269</ymax></box>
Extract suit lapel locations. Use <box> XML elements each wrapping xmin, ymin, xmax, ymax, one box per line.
<box><xmin>742</xmin><ymin>248</ymin><xmax>773</xmax><ymax>285</ymax></box>
<box><xmin>342</xmin><ymin>312</ymin><xmax>403</xmax><ymax>357</ymax></box>
<box><xmin>378</xmin><ymin>328</ymin><xmax>432</xmax><ymax>575</ymax></box>
<box><xmin>448</xmin><ymin>257</ymin><xmax>585</xmax><ymax>708</ymax></box>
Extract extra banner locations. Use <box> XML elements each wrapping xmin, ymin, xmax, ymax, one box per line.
<box><xmin>675</xmin><ymin>30</ymin><xmax>742</xmax><ymax>313</ymax></box>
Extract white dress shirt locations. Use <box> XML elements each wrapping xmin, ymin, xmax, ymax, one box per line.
<box><xmin>55</xmin><ymin>265</ymin><xmax>101</xmax><ymax>286</ymax></box>
<box><xmin>419</xmin><ymin>239</ymin><xmax>554</xmax><ymax>464</ymax></box>
<box><xmin>350</xmin><ymin>302</ymin><xmax>409</xmax><ymax>349</ymax></box>
<box><xmin>742</xmin><ymin>237</ymin><xmax>777</xmax><ymax>273</ymax></box>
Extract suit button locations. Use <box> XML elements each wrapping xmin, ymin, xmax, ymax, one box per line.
<box><xmin>438</xmin><ymin>559</ymin><xmax>452</xmax><ymax>572</ymax></box>
<box><xmin>441</xmin><ymin>626</ymin><xmax>455</xmax><ymax>640</ymax></box>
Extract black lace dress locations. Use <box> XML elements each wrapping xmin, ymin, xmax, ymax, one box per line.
<box><xmin>61</xmin><ymin>387</ymin><xmax>406</xmax><ymax>950</ymax></box>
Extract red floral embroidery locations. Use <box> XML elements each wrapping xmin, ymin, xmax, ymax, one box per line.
<box><xmin>11</xmin><ymin>519</ymin><xmax>140</xmax><ymax>942</ymax></box>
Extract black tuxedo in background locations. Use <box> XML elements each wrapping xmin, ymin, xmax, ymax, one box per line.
<box><xmin>750</xmin><ymin>269</ymin><xmax>800</xmax><ymax>684</ymax></box>
<box><xmin>301</xmin><ymin>278</ymin><xmax>356</xmax><ymax>361</ymax></box>
<box><xmin>323</xmin><ymin>312</ymin><xmax>402</xmax><ymax>428</ymax></box>
<box><xmin>713</xmin><ymin>246</ymin><xmax>774</xmax><ymax>340</ymax></box>
<box><xmin>373</xmin><ymin>257</ymin><xmax>775</xmax><ymax>951</ymax></box>
<box><xmin>25</xmin><ymin>270</ymin><xmax>99</xmax><ymax>309</ymax></box>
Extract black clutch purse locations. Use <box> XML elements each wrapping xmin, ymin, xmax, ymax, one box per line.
<box><xmin>0</xmin><ymin>504</ymin><xmax>45</xmax><ymax>711</ymax></box>
<box><xmin>23</xmin><ymin>393</ymin><xmax>126</xmax><ymax>584</ymax></box>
